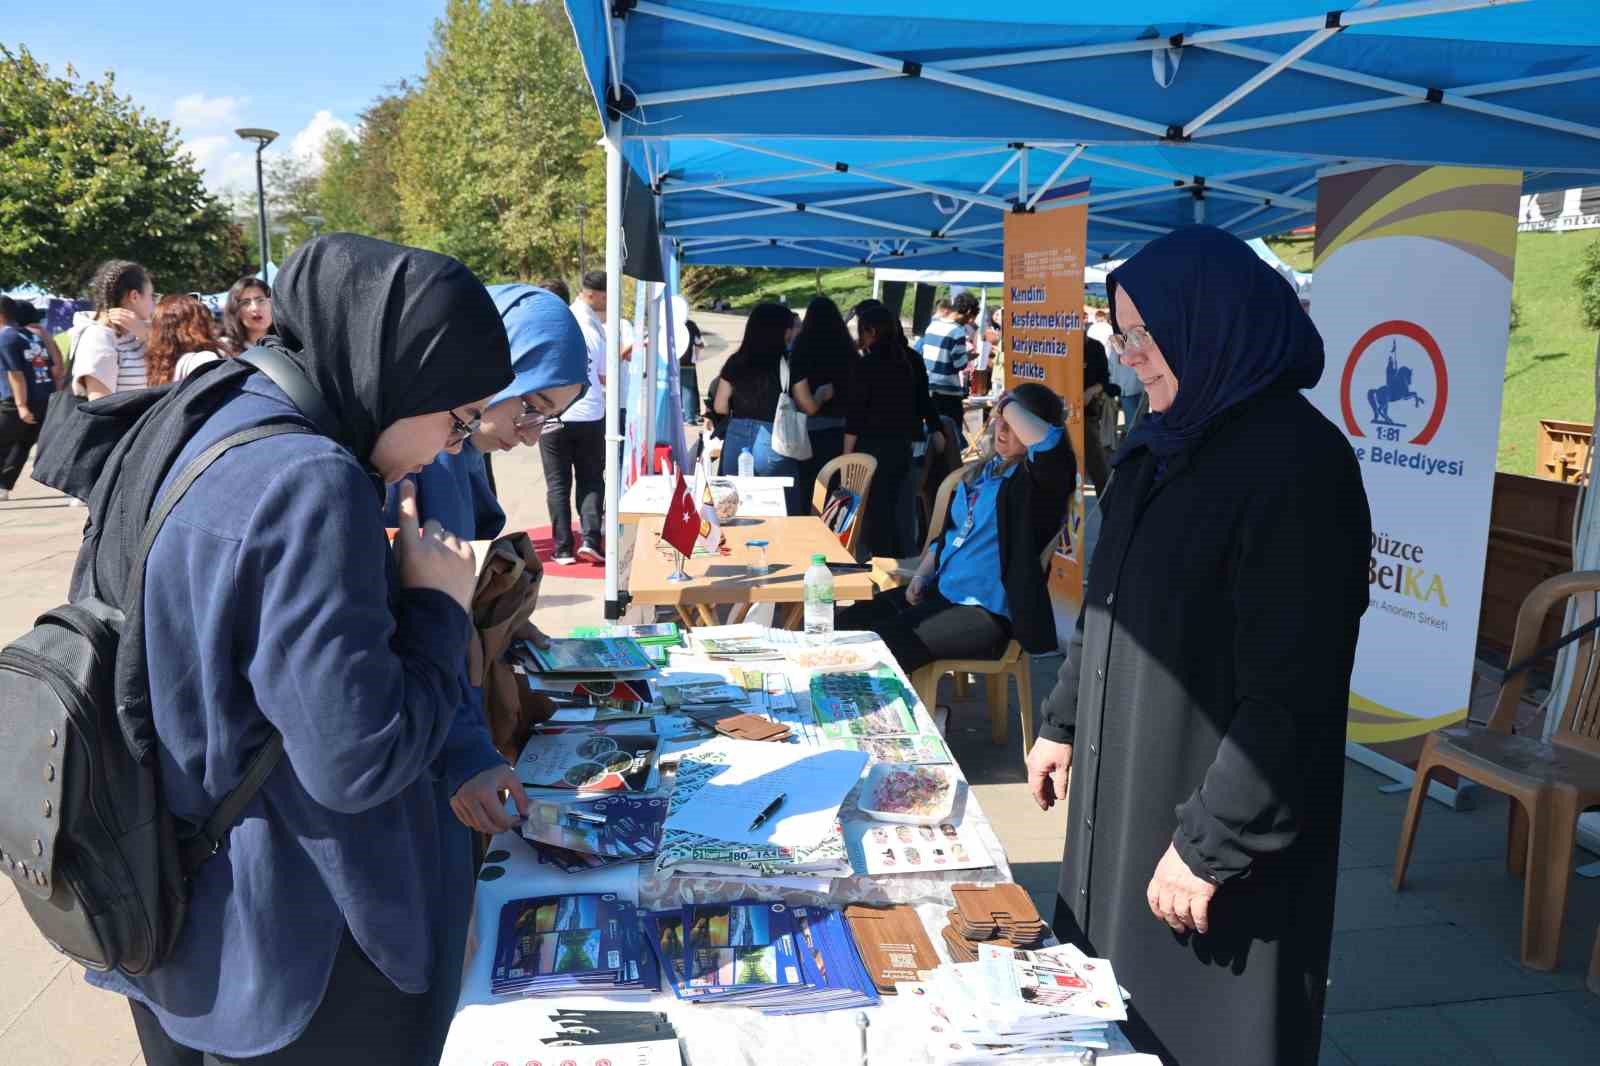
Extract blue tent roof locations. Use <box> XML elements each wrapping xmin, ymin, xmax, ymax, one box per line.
<box><xmin>565</xmin><ymin>2</ymin><xmax>1600</xmax><ymax>269</ymax></box>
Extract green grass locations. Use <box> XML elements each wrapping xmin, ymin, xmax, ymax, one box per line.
<box><xmin>685</xmin><ymin>232</ymin><xmax>1600</xmax><ymax>477</ymax></box>
<box><xmin>1498</xmin><ymin>231</ymin><xmax>1600</xmax><ymax>476</ymax></box>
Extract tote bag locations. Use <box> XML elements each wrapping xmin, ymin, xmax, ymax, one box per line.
<box><xmin>771</xmin><ymin>357</ymin><xmax>811</xmax><ymax>461</ymax></box>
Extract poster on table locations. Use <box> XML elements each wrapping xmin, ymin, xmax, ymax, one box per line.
<box><xmin>1002</xmin><ymin>197</ymin><xmax>1088</xmax><ymax>619</ymax></box>
<box><xmin>1303</xmin><ymin>164</ymin><xmax>1521</xmax><ymax>766</ymax></box>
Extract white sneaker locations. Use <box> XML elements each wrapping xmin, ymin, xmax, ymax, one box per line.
<box><xmin>68</xmin><ymin>497</ymin><xmax>85</xmax><ymax>508</ymax></box>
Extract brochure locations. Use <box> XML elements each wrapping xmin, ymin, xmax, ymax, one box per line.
<box><xmin>516</xmin><ymin>731</ymin><xmax>659</xmax><ymax>792</ymax></box>
<box><xmin>526</xmin><ymin>637</ymin><xmax>655</xmax><ymax>675</ymax></box>
<box><xmin>809</xmin><ymin>668</ymin><xmax>919</xmax><ymax>739</ymax></box>
<box><xmin>842</xmin><ymin>816</ymin><xmax>996</xmax><ymax>877</ymax></box>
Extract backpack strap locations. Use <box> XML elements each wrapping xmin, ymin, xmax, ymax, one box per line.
<box><xmin>118</xmin><ymin>422</ymin><xmax>312</xmax><ymax>876</ymax></box>
<box><xmin>235</xmin><ymin>347</ymin><xmax>341</xmax><ymax>442</ymax></box>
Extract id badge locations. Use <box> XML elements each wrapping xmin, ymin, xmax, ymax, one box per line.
<box><xmin>951</xmin><ymin>535</ymin><xmax>966</xmax><ymax>549</ymax></box>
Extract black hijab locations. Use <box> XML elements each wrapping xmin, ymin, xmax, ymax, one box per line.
<box><xmin>82</xmin><ymin>235</ymin><xmax>512</xmax><ymax>607</ymax></box>
<box><xmin>1110</xmin><ymin>226</ymin><xmax>1322</xmax><ymax>463</ymax></box>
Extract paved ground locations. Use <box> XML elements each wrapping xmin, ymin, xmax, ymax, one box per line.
<box><xmin>3</xmin><ymin>311</ymin><xmax>1599</xmax><ymax>1062</ymax></box>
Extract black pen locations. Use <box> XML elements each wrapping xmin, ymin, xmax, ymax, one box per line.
<box><xmin>747</xmin><ymin>793</ymin><xmax>787</xmax><ymax>832</ymax></box>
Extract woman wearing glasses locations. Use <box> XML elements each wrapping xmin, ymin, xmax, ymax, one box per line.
<box><xmin>220</xmin><ymin>276</ymin><xmax>275</xmax><ymax>355</ymax></box>
<box><xmin>81</xmin><ymin>235</ymin><xmax>515</xmax><ymax>1065</ymax></box>
<box><xmin>1027</xmin><ymin>227</ymin><xmax>1370</xmax><ymax>1066</ymax></box>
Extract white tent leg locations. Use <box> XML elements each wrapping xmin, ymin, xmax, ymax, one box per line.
<box><xmin>604</xmin><ymin>130</ymin><xmax>624</xmax><ymax>619</ymax></box>
<box><xmin>644</xmin><ymin>280</ymin><xmax>661</xmax><ymax>465</ymax></box>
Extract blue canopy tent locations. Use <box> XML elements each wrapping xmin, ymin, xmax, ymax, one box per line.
<box><xmin>561</xmin><ymin>0</ymin><xmax>1600</xmax><ymax>615</ymax></box>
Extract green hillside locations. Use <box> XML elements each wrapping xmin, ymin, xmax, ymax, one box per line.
<box><xmin>686</xmin><ymin>231</ymin><xmax>1600</xmax><ymax>477</ymax></box>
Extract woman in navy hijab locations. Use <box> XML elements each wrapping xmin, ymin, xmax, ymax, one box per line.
<box><xmin>1029</xmin><ymin>226</ymin><xmax>1371</xmax><ymax>1066</ymax></box>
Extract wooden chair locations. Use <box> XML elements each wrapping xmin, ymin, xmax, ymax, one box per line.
<box><xmin>1392</xmin><ymin>570</ymin><xmax>1600</xmax><ymax>970</ymax></box>
<box><xmin>811</xmin><ymin>452</ymin><xmax>878</xmax><ymax>558</ymax></box>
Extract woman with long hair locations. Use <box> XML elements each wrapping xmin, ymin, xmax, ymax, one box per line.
<box><xmin>1029</xmin><ymin>226</ymin><xmax>1370</xmax><ymax>1066</ymax></box>
<box><xmin>80</xmin><ymin>234</ymin><xmax>516</xmax><ymax>1066</ymax></box>
<box><xmin>71</xmin><ymin>259</ymin><xmax>154</xmax><ymax>398</ymax></box>
<box><xmin>220</xmin><ymin>276</ymin><xmax>274</xmax><ymax>355</ymax></box>
<box><xmin>144</xmin><ymin>294</ymin><xmax>224</xmax><ymax>386</ymax></box>
<box><xmin>844</xmin><ymin>301</ymin><xmax>942</xmax><ymax>557</ymax></box>
<box><xmin>711</xmin><ymin>301</ymin><xmax>803</xmax><ymax>503</ymax></box>
<box><xmin>789</xmin><ymin>295</ymin><xmax>856</xmax><ymax>499</ymax></box>
<box><xmin>838</xmin><ymin>382</ymin><xmax>1074</xmax><ymax>672</ymax></box>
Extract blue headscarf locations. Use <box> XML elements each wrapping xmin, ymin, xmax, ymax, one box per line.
<box><xmin>486</xmin><ymin>284</ymin><xmax>589</xmax><ymax>410</ymax></box>
<box><xmin>1109</xmin><ymin>226</ymin><xmax>1323</xmax><ymax>463</ymax></box>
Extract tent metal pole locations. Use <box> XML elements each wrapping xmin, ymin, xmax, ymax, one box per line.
<box><xmin>1025</xmin><ymin>146</ymin><xmax>1085</xmax><ymax>210</ymax></box>
<box><xmin>1076</xmin><ymin>151</ymin><xmax>1316</xmax><ymax>212</ymax></box>
<box><xmin>664</xmin><ymin>205</ymin><xmax>790</xmax><ymax>228</ymax></box>
<box><xmin>703</xmin><ymin>138</ymin><xmax>1015</xmax><ymax>212</ymax></box>
<box><xmin>644</xmin><ymin>281</ymin><xmax>661</xmax><ymax>466</ymax></box>
<box><xmin>775</xmin><ymin>241</ymin><xmax>862</xmax><ymax>264</ymax></box>
<box><xmin>1017</xmin><ymin>146</ymin><xmax>1029</xmax><ymax>206</ymax></box>
<box><xmin>1183</xmin><ymin>27</ymin><xmax>1341</xmax><ymax>138</ymax></box>
<box><xmin>945</xmin><ymin>221</ymin><xmax>1006</xmax><ymax>238</ymax></box>
<box><xmin>1181</xmin><ymin>0</ymin><xmax>1524</xmax><ymax>48</ymax></box>
<box><xmin>1195</xmin><ymin>98</ymin><xmax>1422</xmax><ymax>138</ymax></box>
<box><xmin>1446</xmin><ymin>97</ymin><xmax>1600</xmax><ymax>142</ymax></box>
<box><xmin>637</xmin><ymin>69</ymin><xmax>900</xmax><ymax>108</ymax></box>
<box><xmin>1092</xmin><ymin>216</ymin><xmax>1177</xmax><ymax>236</ymax></box>
<box><xmin>708</xmin><ymin>186</ymin><xmax>934</xmax><ymax>236</ymax></box>
<box><xmin>939</xmin><ymin>152</ymin><xmax>1020</xmax><ymax>236</ymax></box>
<box><xmin>603</xmin><ymin>129</ymin><xmax>624</xmax><ymax>620</ymax></box>
<box><xmin>662</xmin><ymin>167</ymin><xmax>836</xmax><ymax>195</ymax></box>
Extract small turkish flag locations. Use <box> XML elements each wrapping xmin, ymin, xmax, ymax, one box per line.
<box><xmin>659</xmin><ymin>469</ymin><xmax>701</xmax><ymax>558</ymax></box>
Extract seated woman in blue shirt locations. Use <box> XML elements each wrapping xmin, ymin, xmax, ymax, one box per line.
<box><xmin>838</xmin><ymin>383</ymin><xmax>1077</xmax><ymax>672</ymax></box>
<box><xmin>79</xmin><ymin>235</ymin><xmax>517</xmax><ymax>1066</ymax></box>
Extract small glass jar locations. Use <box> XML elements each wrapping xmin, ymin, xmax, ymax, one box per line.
<box><xmin>746</xmin><ymin>539</ymin><xmax>770</xmax><ymax>577</ymax></box>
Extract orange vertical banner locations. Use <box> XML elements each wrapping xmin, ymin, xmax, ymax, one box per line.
<box><xmin>1003</xmin><ymin>203</ymin><xmax>1088</xmax><ymax>619</ymax></box>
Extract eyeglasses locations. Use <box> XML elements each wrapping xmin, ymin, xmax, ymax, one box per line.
<box><xmin>447</xmin><ymin>408</ymin><xmax>482</xmax><ymax>443</ymax></box>
<box><xmin>239</xmin><ymin>296</ymin><xmax>271</xmax><ymax>310</ymax></box>
<box><xmin>512</xmin><ymin>396</ymin><xmax>558</xmax><ymax>435</ymax></box>
<box><xmin>1107</xmin><ymin>325</ymin><xmax>1155</xmax><ymax>357</ymax></box>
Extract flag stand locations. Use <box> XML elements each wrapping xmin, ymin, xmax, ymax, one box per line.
<box><xmin>667</xmin><ymin>548</ymin><xmax>691</xmax><ymax>582</ymax></box>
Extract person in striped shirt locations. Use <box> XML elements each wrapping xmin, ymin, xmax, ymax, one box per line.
<box><xmin>71</xmin><ymin>259</ymin><xmax>154</xmax><ymax>399</ymax></box>
<box><xmin>916</xmin><ymin>292</ymin><xmax>979</xmax><ymax>438</ymax></box>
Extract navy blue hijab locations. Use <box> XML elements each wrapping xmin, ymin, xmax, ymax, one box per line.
<box><xmin>1109</xmin><ymin>226</ymin><xmax>1322</xmax><ymax>464</ymax></box>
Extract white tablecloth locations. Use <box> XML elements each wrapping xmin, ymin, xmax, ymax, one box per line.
<box><xmin>621</xmin><ymin>474</ymin><xmax>792</xmax><ymax>519</ymax></box>
<box><xmin>442</xmin><ymin>636</ymin><xmax>1145</xmax><ymax>1066</ymax></box>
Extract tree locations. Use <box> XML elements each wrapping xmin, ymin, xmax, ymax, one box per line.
<box><xmin>0</xmin><ymin>46</ymin><xmax>252</xmax><ymax>295</ymax></box>
<box><xmin>317</xmin><ymin>85</ymin><xmax>413</xmax><ymax>245</ymax></box>
<box><xmin>394</xmin><ymin>0</ymin><xmax>604</xmax><ymax>282</ymax></box>
<box><xmin>1578</xmin><ymin>237</ymin><xmax>1600</xmax><ymax>334</ymax></box>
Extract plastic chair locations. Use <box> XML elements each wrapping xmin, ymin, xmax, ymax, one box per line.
<box><xmin>1392</xmin><ymin>570</ymin><xmax>1600</xmax><ymax>970</ymax></box>
<box><xmin>811</xmin><ymin>452</ymin><xmax>878</xmax><ymax>558</ymax></box>
<box><xmin>909</xmin><ymin>531</ymin><xmax>1058</xmax><ymax>757</ymax></box>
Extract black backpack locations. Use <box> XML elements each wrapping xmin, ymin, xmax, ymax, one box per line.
<box><xmin>1</xmin><ymin>347</ymin><xmax>339</xmax><ymax>975</ymax></box>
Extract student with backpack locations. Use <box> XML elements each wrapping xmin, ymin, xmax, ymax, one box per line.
<box><xmin>6</xmin><ymin>235</ymin><xmax>516</xmax><ymax>1064</ymax></box>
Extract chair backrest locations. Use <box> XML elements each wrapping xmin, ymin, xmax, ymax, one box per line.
<box><xmin>922</xmin><ymin>460</ymin><xmax>982</xmax><ymax>553</ymax></box>
<box><xmin>1491</xmin><ymin>569</ymin><xmax>1600</xmax><ymax>755</ymax></box>
<box><xmin>812</xmin><ymin>452</ymin><xmax>878</xmax><ymax>557</ymax></box>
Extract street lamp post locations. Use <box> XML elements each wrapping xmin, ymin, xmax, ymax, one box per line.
<box><xmin>235</xmin><ymin>128</ymin><xmax>279</xmax><ymax>280</ymax></box>
<box><xmin>303</xmin><ymin>214</ymin><xmax>326</xmax><ymax>239</ymax></box>
<box><xmin>576</xmin><ymin>204</ymin><xmax>588</xmax><ymax>280</ymax></box>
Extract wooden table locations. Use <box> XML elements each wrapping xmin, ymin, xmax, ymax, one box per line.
<box><xmin>629</xmin><ymin>515</ymin><xmax>875</xmax><ymax>627</ymax></box>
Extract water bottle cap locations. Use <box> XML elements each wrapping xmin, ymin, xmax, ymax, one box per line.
<box><xmin>811</xmin><ymin>553</ymin><xmax>827</xmax><ymax>564</ymax></box>
<box><xmin>748</xmin><ymin>540</ymin><xmax>768</xmax><ymax>548</ymax></box>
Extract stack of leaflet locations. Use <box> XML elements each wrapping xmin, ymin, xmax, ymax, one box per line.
<box><xmin>514</xmin><ymin>636</ymin><xmax>658</xmax><ymax>705</ymax></box>
<box><xmin>515</xmin><ymin>729</ymin><xmax>660</xmax><ymax>794</ymax></box>
<box><xmin>887</xmin><ymin>942</ymin><xmax>1132</xmax><ymax>1062</ymax></box>
<box><xmin>490</xmin><ymin>893</ymin><xmax>659</xmax><ymax>998</ymax></box>
<box><xmin>654</xmin><ymin>739</ymin><xmax>867</xmax><ymax>881</ymax></box>
<box><xmin>444</xmin><ymin>1007</ymin><xmax>682</xmax><ymax>1066</ymax></box>
<box><xmin>570</xmin><ymin>622</ymin><xmax>684</xmax><ymax>666</ymax></box>
<box><xmin>518</xmin><ymin>793</ymin><xmax>668</xmax><ymax>872</ymax></box>
<box><xmin>643</xmin><ymin>901</ymin><xmax>879</xmax><ymax>1015</ymax></box>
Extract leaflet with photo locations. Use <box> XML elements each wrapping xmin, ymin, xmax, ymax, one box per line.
<box><xmin>490</xmin><ymin>893</ymin><xmax>658</xmax><ymax>998</ymax></box>
<box><xmin>516</xmin><ymin>731</ymin><xmax>659</xmax><ymax>792</ymax></box>
<box><xmin>525</xmin><ymin>636</ymin><xmax>656</xmax><ymax>675</ymax></box>
<box><xmin>843</xmin><ymin>816</ymin><xmax>996</xmax><ymax>877</ymax></box>
<box><xmin>809</xmin><ymin>669</ymin><xmax>919</xmax><ymax>739</ymax></box>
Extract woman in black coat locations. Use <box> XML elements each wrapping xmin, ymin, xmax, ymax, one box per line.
<box><xmin>1028</xmin><ymin>226</ymin><xmax>1370</xmax><ymax>1066</ymax></box>
<box><xmin>838</xmin><ymin>382</ymin><xmax>1075</xmax><ymax>671</ymax></box>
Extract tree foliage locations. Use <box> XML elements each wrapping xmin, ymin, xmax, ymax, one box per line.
<box><xmin>1577</xmin><ymin>238</ymin><xmax>1600</xmax><ymax>334</ymax></box>
<box><xmin>317</xmin><ymin>85</ymin><xmax>413</xmax><ymax>246</ymax></box>
<box><xmin>0</xmin><ymin>45</ymin><xmax>250</xmax><ymax>295</ymax></box>
<box><xmin>393</xmin><ymin>0</ymin><xmax>604</xmax><ymax>283</ymax></box>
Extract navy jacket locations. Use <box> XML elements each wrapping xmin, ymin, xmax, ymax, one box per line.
<box><xmin>87</xmin><ymin>377</ymin><xmax>501</xmax><ymax>1057</ymax></box>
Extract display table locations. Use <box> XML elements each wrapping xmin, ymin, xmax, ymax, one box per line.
<box><xmin>441</xmin><ymin>633</ymin><xmax>1151</xmax><ymax>1066</ymax></box>
<box><xmin>619</xmin><ymin>474</ymin><xmax>793</xmax><ymax>524</ymax></box>
<box><xmin>629</xmin><ymin>516</ymin><xmax>875</xmax><ymax>627</ymax></box>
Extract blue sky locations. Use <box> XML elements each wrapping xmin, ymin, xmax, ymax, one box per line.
<box><xmin>10</xmin><ymin>2</ymin><xmax>448</xmax><ymax>194</ymax></box>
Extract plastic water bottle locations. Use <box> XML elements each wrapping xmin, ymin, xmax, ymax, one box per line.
<box><xmin>804</xmin><ymin>553</ymin><xmax>835</xmax><ymax>635</ymax></box>
<box><xmin>738</xmin><ymin>447</ymin><xmax>755</xmax><ymax>478</ymax></box>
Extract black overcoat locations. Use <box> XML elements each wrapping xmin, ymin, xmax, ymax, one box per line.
<box><xmin>1038</xmin><ymin>388</ymin><xmax>1371</xmax><ymax>1066</ymax></box>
